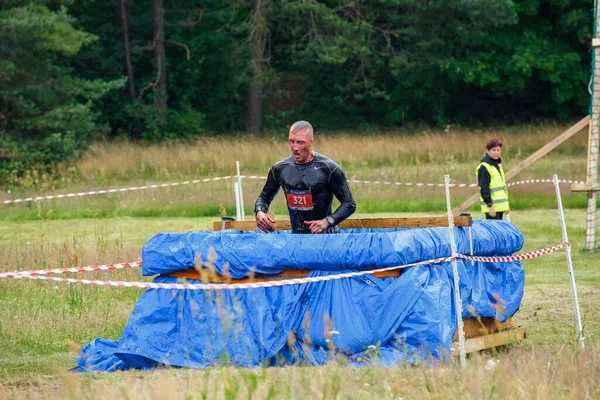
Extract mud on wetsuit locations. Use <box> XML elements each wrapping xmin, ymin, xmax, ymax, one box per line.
<box><xmin>254</xmin><ymin>152</ymin><xmax>356</xmax><ymax>233</ymax></box>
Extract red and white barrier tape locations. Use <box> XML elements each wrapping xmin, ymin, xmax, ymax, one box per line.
<box><xmin>347</xmin><ymin>178</ymin><xmax>583</xmax><ymax>188</ymax></box>
<box><xmin>347</xmin><ymin>179</ymin><xmax>474</xmax><ymax>187</ymax></box>
<box><xmin>8</xmin><ymin>256</ymin><xmax>453</xmax><ymax>290</ymax></box>
<box><xmin>458</xmin><ymin>242</ymin><xmax>569</xmax><ymax>263</ymax></box>
<box><xmin>507</xmin><ymin>179</ymin><xmax>584</xmax><ymax>188</ymax></box>
<box><xmin>0</xmin><ymin>261</ymin><xmax>141</xmax><ymax>278</ymax></box>
<box><xmin>1</xmin><ymin>176</ymin><xmax>582</xmax><ymax>205</ymax></box>
<box><xmin>0</xmin><ymin>242</ymin><xmax>569</xmax><ymax>290</ymax></box>
<box><xmin>248</xmin><ymin>177</ymin><xmax>580</xmax><ymax>188</ymax></box>
<box><xmin>1</xmin><ymin>176</ymin><xmax>236</xmax><ymax>205</ymax></box>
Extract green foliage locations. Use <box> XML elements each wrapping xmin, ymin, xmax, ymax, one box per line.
<box><xmin>0</xmin><ymin>1</ymin><xmax>124</xmax><ymax>181</ymax></box>
<box><xmin>0</xmin><ymin>0</ymin><xmax>594</xmax><ymax>179</ymax></box>
<box><xmin>168</xmin><ymin>104</ymin><xmax>208</xmax><ymax>137</ymax></box>
<box><xmin>444</xmin><ymin>0</ymin><xmax>591</xmax><ymax>123</ymax></box>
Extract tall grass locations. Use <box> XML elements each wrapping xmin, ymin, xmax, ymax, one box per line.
<box><xmin>2</xmin><ymin>345</ymin><xmax>599</xmax><ymax>399</ymax></box>
<box><xmin>75</xmin><ymin>123</ymin><xmax>587</xmax><ymax>183</ymax></box>
<box><xmin>0</xmin><ymin>123</ymin><xmax>592</xmax><ymax>221</ymax></box>
<box><xmin>3</xmin><ymin>123</ymin><xmax>588</xmax><ymax>190</ymax></box>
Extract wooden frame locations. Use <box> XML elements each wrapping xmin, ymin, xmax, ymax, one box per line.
<box><xmin>454</xmin><ymin>318</ymin><xmax>526</xmax><ymax>353</ymax></box>
<box><xmin>570</xmin><ymin>183</ymin><xmax>600</xmax><ymax>192</ymax></box>
<box><xmin>213</xmin><ymin>215</ymin><xmax>472</xmax><ymax>231</ymax></box>
<box><xmin>457</xmin><ymin>328</ymin><xmax>527</xmax><ymax>354</ymax></box>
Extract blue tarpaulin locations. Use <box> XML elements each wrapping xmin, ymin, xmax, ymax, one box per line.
<box><xmin>74</xmin><ymin>220</ymin><xmax>525</xmax><ymax>372</ymax></box>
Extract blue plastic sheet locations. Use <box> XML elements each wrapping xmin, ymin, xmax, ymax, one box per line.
<box><xmin>74</xmin><ymin>220</ymin><xmax>525</xmax><ymax>372</ymax></box>
<box><xmin>141</xmin><ymin>221</ymin><xmax>524</xmax><ymax>278</ymax></box>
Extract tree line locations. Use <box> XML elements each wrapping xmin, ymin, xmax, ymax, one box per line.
<box><xmin>0</xmin><ymin>0</ymin><xmax>593</xmax><ymax>178</ymax></box>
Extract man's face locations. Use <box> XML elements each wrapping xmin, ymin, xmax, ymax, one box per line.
<box><xmin>288</xmin><ymin>128</ymin><xmax>314</xmax><ymax>164</ymax></box>
<box><xmin>486</xmin><ymin>145</ymin><xmax>502</xmax><ymax>160</ymax></box>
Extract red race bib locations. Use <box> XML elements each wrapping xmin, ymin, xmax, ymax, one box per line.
<box><xmin>286</xmin><ymin>190</ymin><xmax>314</xmax><ymax>211</ymax></box>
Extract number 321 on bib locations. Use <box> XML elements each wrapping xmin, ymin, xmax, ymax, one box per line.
<box><xmin>286</xmin><ymin>192</ymin><xmax>314</xmax><ymax>211</ymax></box>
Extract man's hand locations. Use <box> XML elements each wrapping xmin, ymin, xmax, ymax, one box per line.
<box><xmin>488</xmin><ymin>206</ymin><xmax>496</xmax><ymax>218</ymax></box>
<box><xmin>304</xmin><ymin>218</ymin><xmax>329</xmax><ymax>234</ymax></box>
<box><xmin>256</xmin><ymin>211</ymin><xmax>275</xmax><ymax>232</ymax></box>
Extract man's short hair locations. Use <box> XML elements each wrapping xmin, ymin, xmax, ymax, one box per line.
<box><xmin>290</xmin><ymin>121</ymin><xmax>313</xmax><ymax>138</ymax></box>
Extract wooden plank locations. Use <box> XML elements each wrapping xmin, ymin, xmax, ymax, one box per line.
<box><xmin>571</xmin><ymin>183</ymin><xmax>600</xmax><ymax>192</ymax></box>
<box><xmin>341</xmin><ymin>216</ymin><xmax>472</xmax><ymax>228</ymax></box>
<box><xmin>452</xmin><ymin>116</ymin><xmax>590</xmax><ymax>216</ymax></box>
<box><xmin>454</xmin><ymin>327</ymin><xmax>526</xmax><ymax>354</ymax></box>
<box><xmin>456</xmin><ymin>318</ymin><xmax>516</xmax><ymax>339</ymax></box>
<box><xmin>213</xmin><ymin>216</ymin><xmax>473</xmax><ymax>231</ymax></box>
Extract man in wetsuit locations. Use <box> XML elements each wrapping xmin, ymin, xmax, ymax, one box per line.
<box><xmin>254</xmin><ymin>121</ymin><xmax>356</xmax><ymax>234</ymax></box>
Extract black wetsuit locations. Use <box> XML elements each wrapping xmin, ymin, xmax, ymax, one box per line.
<box><xmin>254</xmin><ymin>152</ymin><xmax>356</xmax><ymax>233</ymax></box>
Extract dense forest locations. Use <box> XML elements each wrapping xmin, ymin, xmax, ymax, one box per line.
<box><xmin>0</xmin><ymin>0</ymin><xmax>594</xmax><ymax>178</ymax></box>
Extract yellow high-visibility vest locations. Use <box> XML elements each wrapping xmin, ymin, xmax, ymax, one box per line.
<box><xmin>475</xmin><ymin>162</ymin><xmax>509</xmax><ymax>213</ymax></box>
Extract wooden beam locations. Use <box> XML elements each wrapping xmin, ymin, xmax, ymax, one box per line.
<box><xmin>213</xmin><ymin>215</ymin><xmax>473</xmax><ymax>231</ymax></box>
<box><xmin>453</xmin><ymin>116</ymin><xmax>590</xmax><ymax>216</ymax></box>
<box><xmin>454</xmin><ymin>327</ymin><xmax>527</xmax><ymax>354</ymax></box>
<box><xmin>455</xmin><ymin>318</ymin><xmax>517</xmax><ymax>339</ymax></box>
<box><xmin>584</xmin><ymin>12</ymin><xmax>600</xmax><ymax>251</ymax></box>
<box><xmin>571</xmin><ymin>183</ymin><xmax>600</xmax><ymax>192</ymax></box>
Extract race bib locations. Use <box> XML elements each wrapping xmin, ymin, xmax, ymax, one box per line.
<box><xmin>286</xmin><ymin>190</ymin><xmax>314</xmax><ymax>211</ymax></box>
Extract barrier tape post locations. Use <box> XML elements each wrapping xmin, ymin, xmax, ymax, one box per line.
<box><xmin>234</xmin><ymin>181</ymin><xmax>241</xmax><ymax>221</ymax></box>
<box><xmin>553</xmin><ymin>174</ymin><xmax>585</xmax><ymax>349</ymax></box>
<box><xmin>467</xmin><ymin>225</ymin><xmax>474</xmax><ymax>267</ymax></box>
<box><xmin>236</xmin><ymin>161</ymin><xmax>246</xmax><ymax>221</ymax></box>
<box><xmin>505</xmin><ymin>176</ymin><xmax>512</xmax><ymax>224</ymax></box>
<box><xmin>444</xmin><ymin>175</ymin><xmax>467</xmax><ymax>368</ymax></box>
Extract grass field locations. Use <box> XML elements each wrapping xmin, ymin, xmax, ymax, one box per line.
<box><xmin>0</xmin><ymin>123</ymin><xmax>593</xmax><ymax>221</ymax></box>
<box><xmin>1</xmin><ymin>124</ymin><xmax>599</xmax><ymax>398</ymax></box>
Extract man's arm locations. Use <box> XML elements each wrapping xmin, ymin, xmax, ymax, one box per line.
<box><xmin>254</xmin><ymin>168</ymin><xmax>279</xmax><ymax>214</ymax></box>
<box><xmin>255</xmin><ymin>168</ymin><xmax>280</xmax><ymax>232</ymax></box>
<box><xmin>327</xmin><ymin>166</ymin><xmax>356</xmax><ymax>226</ymax></box>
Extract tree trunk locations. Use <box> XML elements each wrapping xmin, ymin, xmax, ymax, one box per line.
<box><xmin>151</xmin><ymin>0</ymin><xmax>168</xmax><ymax>122</ymax></box>
<box><xmin>246</xmin><ymin>0</ymin><xmax>266</xmax><ymax>135</ymax></box>
<box><xmin>119</xmin><ymin>0</ymin><xmax>136</xmax><ymax>101</ymax></box>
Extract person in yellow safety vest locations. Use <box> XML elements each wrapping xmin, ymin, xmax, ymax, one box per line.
<box><xmin>476</xmin><ymin>138</ymin><xmax>510</xmax><ymax>220</ymax></box>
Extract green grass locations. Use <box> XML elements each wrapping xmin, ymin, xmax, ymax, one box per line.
<box><xmin>0</xmin><ymin>216</ymin><xmax>599</xmax><ymax>398</ymax></box>
<box><xmin>0</xmin><ymin>125</ymin><xmax>599</xmax><ymax>398</ymax></box>
<box><xmin>0</xmin><ymin>211</ymin><xmax>598</xmax><ymax>372</ymax></box>
<box><xmin>0</xmin><ymin>123</ymin><xmax>591</xmax><ymax>224</ymax></box>
<box><xmin>0</xmin><ymin>181</ymin><xmax>593</xmax><ymax>222</ymax></box>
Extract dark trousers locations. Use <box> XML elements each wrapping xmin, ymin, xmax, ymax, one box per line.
<box><xmin>485</xmin><ymin>211</ymin><xmax>504</xmax><ymax>220</ymax></box>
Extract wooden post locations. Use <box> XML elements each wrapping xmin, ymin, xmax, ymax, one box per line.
<box><xmin>582</xmin><ymin>4</ymin><xmax>600</xmax><ymax>251</ymax></box>
<box><xmin>453</xmin><ymin>116</ymin><xmax>590</xmax><ymax>216</ymax></box>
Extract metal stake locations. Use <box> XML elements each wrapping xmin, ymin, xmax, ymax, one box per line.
<box><xmin>553</xmin><ymin>174</ymin><xmax>585</xmax><ymax>348</ymax></box>
<box><xmin>444</xmin><ymin>175</ymin><xmax>467</xmax><ymax>367</ymax></box>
